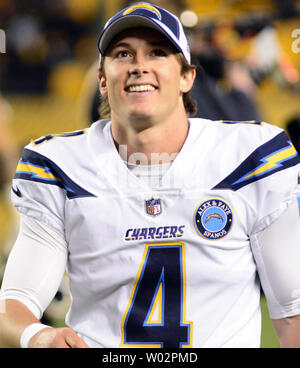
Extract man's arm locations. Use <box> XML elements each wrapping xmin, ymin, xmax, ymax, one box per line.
<box><xmin>250</xmin><ymin>195</ymin><xmax>300</xmax><ymax>347</ymax></box>
<box><xmin>273</xmin><ymin>315</ymin><xmax>300</xmax><ymax>348</ymax></box>
<box><xmin>0</xmin><ymin>299</ymin><xmax>88</xmax><ymax>347</ymax></box>
<box><xmin>0</xmin><ymin>215</ymin><xmax>88</xmax><ymax>347</ymax></box>
<box><xmin>0</xmin><ymin>299</ymin><xmax>40</xmax><ymax>347</ymax></box>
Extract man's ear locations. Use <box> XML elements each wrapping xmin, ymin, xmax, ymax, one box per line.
<box><xmin>99</xmin><ymin>73</ymin><xmax>108</xmax><ymax>97</ymax></box>
<box><xmin>180</xmin><ymin>68</ymin><xmax>196</xmax><ymax>94</ymax></box>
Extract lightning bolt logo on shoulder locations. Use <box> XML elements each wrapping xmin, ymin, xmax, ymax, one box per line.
<box><xmin>16</xmin><ymin>161</ymin><xmax>61</xmax><ymax>183</ymax></box>
<box><xmin>14</xmin><ymin>148</ymin><xmax>96</xmax><ymax>199</ymax></box>
<box><xmin>213</xmin><ymin>131</ymin><xmax>300</xmax><ymax>191</ymax></box>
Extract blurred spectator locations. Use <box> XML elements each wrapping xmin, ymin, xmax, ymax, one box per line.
<box><xmin>0</xmin><ymin>96</ymin><xmax>18</xmax><ymax>191</ymax></box>
<box><xmin>76</xmin><ymin>60</ymin><xmax>100</xmax><ymax>126</ymax></box>
<box><xmin>0</xmin><ymin>0</ymin><xmax>102</xmax><ymax>95</ymax></box>
<box><xmin>286</xmin><ymin>115</ymin><xmax>300</xmax><ymax>155</ymax></box>
<box><xmin>274</xmin><ymin>0</ymin><xmax>298</xmax><ymax>19</ymax></box>
<box><xmin>0</xmin><ymin>95</ymin><xmax>19</xmax><ymax>284</ymax></box>
<box><xmin>188</xmin><ymin>23</ymin><xmax>261</xmax><ymax>121</ymax></box>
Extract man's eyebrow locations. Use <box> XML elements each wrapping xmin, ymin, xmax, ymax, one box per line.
<box><xmin>110</xmin><ymin>42</ymin><xmax>131</xmax><ymax>50</ymax></box>
<box><xmin>148</xmin><ymin>41</ymin><xmax>172</xmax><ymax>48</ymax></box>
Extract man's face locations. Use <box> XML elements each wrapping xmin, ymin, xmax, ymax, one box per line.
<box><xmin>100</xmin><ymin>28</ymin><xmax>194</xmax><ymax>126</ymax></box>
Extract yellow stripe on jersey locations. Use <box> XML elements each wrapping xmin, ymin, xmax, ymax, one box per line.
<box><xmin>16</xmin><ymin>162</ymin><xmax>61</xmax><ymax>182</ymax></box>
<box><xmin>145</xmin><ymin>282</ymin><xmax>163</xmax><ymax>325</ymax></box>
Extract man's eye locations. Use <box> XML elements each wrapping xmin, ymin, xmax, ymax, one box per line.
<box><xmin>116</xmin><ymin>50</ymin><xmax>131</xmax><ymax>58</ymax></box>
<box><xmin>151</xmin><ymin>49</ymin><xmax>167</xmax><ymax>57</ymax></box>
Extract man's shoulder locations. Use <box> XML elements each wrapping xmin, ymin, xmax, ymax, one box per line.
<box><xmin>202</xmin><ymin>120</ymin><xmax>299</xmax><ymax>192</ymax></box>
<box><xmin>24</xmin><ymin>120</ymin><xmax>109</xmax><ymax>160</ymax></box>
<box><xmin>189</xmin><ymin>118</ymin><xmax>284</xmax><ymax>148</ymax></box>
<box><xmin>188</xmin><ymin>118</ymin><xmax>298</xmax><ymax>192</ymax></box>
<box><xmin>27</xmin><ymin>127</ymin><xmax>90</xmax><ymax>154</ymax></box>
<box><xmin>14</xmin><ymin>122</ymin><xmax>105</xmax><ymax>200</ymax></box>
<box><xmin>189</xmin><ymin>117</ymin><xmax>282</xmax><ymax>132</ymax></box>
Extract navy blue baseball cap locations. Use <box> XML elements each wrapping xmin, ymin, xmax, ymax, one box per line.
<box><xmin>97</xmin><ymin>2</ymin><xmax>191</xmax><ymax>64</ymax></box>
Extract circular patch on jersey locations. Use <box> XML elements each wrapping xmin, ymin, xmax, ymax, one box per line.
<box><xmin>193</xmin><ymin>198</ymin><xmax>233</xmax><ymax>240</ymax></box>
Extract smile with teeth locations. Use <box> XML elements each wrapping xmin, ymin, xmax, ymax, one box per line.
<box><xmin>127</xmin><ymin>84</ymin><xmax>156</xmax><ymax>92</ymax></box>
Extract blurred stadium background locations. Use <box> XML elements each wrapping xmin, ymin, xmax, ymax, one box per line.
<box><xmin>1</xmin><ymin>0</ymin><xmax>300</xmax><ymax>348</ymax></box>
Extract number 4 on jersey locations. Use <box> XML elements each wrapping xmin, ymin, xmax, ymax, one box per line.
<box><xmin>121</xmin><ymin>243</ymin><xmax>193</xmax><ymax>348</ymax></box>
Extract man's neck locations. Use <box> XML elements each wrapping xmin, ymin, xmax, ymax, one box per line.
<box><xmin>110</xmin><ymin>113</ymin><xmax>189</xmax><ymax>165</ymax></box>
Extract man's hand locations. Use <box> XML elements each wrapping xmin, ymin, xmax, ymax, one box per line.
<box><xmin>29</xmin><ymin>327</ymin><xmax>89</xmax><ymax>348</ymax></box>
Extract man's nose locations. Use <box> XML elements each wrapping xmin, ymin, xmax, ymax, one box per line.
<box><xmin>129</xmin><ymin>54</ymin><xmax>149</xmax><ymax>76</ymax></box>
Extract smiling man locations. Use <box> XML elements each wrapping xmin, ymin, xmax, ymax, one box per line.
<box><xmin>98</xmin><ymin>17</ymin><xmax>196</xmax><ymax>164</ymax></box>
<box><xmin>99</xmin><ymin>26</ymin><xmax>194</xmax><ymax>162</ymax></box>
<box><xmin>1</xmin><ymin>2</ymin><xmax>300</xmax><ymax>349</ymax></box>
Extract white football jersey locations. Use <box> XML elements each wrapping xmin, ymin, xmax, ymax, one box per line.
<box><xmin>9</xmin><ymin>118</ymin><xmax>300</xmax><ymax>347</ymax></box>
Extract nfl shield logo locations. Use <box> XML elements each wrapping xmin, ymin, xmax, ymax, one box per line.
<box><xmin>145</xmin><ymin>198</ymin><xmax>162</xmax><ymax>216</ymax></box>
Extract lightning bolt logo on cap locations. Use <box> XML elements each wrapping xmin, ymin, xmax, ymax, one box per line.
<box><xmin>123</xmin><ymin>3</ymin><xmax>162</xmax><ymax>20</ymax></box>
